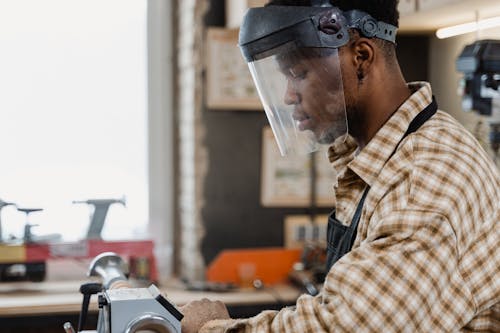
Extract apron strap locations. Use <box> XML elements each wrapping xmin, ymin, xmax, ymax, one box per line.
<box><xmin>326</xmin><ymin>96</ymin><xmax>438</xmax><ymax>271</ymax></box>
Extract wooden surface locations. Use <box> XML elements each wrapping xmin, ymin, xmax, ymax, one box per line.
<box><xmin>0</xmin><ymin>279</ymin><xmax>302</xmax><ymax>317</ymax></box>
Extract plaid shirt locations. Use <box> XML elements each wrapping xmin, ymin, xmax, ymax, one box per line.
<box><xmin>201</xmin><ymin>82</ymin><xmax>500</xmax><ymax>332</ymax></box>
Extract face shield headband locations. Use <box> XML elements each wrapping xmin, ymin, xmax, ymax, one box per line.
<box><xmin>238</xmin><ymin>5</ymin><xmax>397</xmax><ymax>156</ymax></box>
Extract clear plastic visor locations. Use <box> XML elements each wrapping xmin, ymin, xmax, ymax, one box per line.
<box><xmin>248</xmin><ymin>44</ymin><xmax>347</xmax><ymax>156</ymax></box>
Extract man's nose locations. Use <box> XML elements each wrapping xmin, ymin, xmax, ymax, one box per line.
<box><xmin>284</xmin><ymin>80</ymin><xmax>300</xmax><ymax>105</ymax></box>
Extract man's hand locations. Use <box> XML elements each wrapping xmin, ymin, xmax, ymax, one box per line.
<box><xmin>180</xmin><ymin>298</ymin><xmax>230</xmax><ymax>333</ymax></box>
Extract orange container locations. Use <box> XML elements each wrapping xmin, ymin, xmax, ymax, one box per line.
<box><xmin>206</xmin><ymin>247</ymin><xmax>301</xmax><ymax>286</ymax></box>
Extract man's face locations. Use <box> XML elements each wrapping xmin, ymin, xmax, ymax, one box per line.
<box><xmin>278</xmin><ymin>50</ymin><xmax>347</xmax><ymax>144</ymax></box>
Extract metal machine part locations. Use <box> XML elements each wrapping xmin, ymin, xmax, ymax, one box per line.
<box><xmin>88</xmin><ymin>252</ymin><xmax>129</xmax><ymax>289</ymax></box>
<box><xmin>69</xmin><ymin>252</ymin><xmax>182</xmax><ymax>333</ymax></box>
<box><xmin>456</xmin><ymin>39</ymin><xmax>500</xmax><ymax>160</ymax></box>
<box><xmin>17</xmin><ymin>207</ymin><xmax>43</xmax><ymax>243</ymax></box>
<box><xmin>124</xmin><ymin>313</ymin><xmax>176</xmax><ymax>333</ymax></box>
<box><xmin>0</xmin><ymin>262</ymin><xmax>46</xmax><ymax>282</ymax></box>
<box><xmin>73</xmin><ymin>197</ymin><xmax>126</xmax><ymax>240</ymax></box>
<box><xmin>0</xmin><ymin>204</ymin><xmax>60</xmax><ymax>282</ymax></box>
<box><xmin>101</xmin><ymin>284</ymin><xmax>182</xmax><ymax>333</ymax></box>
<box><xmin>15</xmin><ymin>206</ymin><xmax>62</xmax><ymax>244</ymax></box>
<box><xmin>0</xmin><ymin>199</ymin><xmax>16</xmax><ymax>243</ymax></box>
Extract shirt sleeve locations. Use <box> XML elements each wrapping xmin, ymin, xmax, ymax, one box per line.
<box><xmin>200</xmin><ymin>209</ymin><xmax>474</xmax><ymax>332</ymax></box>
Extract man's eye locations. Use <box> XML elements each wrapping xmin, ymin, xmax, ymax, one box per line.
<box><xmin>289</xmin><ymin>68</ymin><xmax>306</xmax><ymax>79</ymax></box>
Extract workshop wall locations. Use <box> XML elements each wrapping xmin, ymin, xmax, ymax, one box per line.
<box><xmin>429</xmin><ymin>27</ymin><xmax>500</xmax><ymax>167</ymax></box>
<box><xmin>200</xmin><ymin>0</ymin><xmax>430</xmax><ymax>265</ymax></box>
<box><xmin>177</xmin><ymin>0</ymin><xmax>209</xmax><ymax>282</ymax></box>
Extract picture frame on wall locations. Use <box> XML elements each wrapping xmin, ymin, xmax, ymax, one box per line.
<box><xmin>284</xmin><ymin>214</ymin><xmax>329</xmax><ymax>249</ymax></box>
<box><xmin>260</xmin><ymin>126</ymin><xmax>337</xmax><ymax>207</ymax></box>
<box><xmin>206</xmin><ymin>28</ymin><xmax>262</xmax><ymax>110</ymax></box>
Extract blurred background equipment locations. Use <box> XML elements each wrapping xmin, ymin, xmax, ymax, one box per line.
<box><xmin>456</xmin><ymin>39</ymin><xmax>500</xmax><ymax>162</ymax></box>
<box><xmin>66</xmin><ymin>252</ymin><xmax>182</xmax><ymax>333</ymax></box>
<box><xmin>16</xmin><ymin>207</ymin><xmax>62</xmax><ymax>244</ymax></box>
<box><xmin>72</xmin><ymin>197</ymin><xmax>126</xmax><ymax>240</ymax></box>
<box><xmin>0</xmin><ymin>201</ymin><xmax>62</xmax><ymax>282</ymax></box>
<box><xmin>0</xmin><ymin>199</ymin><xmax>16</xmax><ymax>243</ymax></box>
<box><xmin>18</xmin><ymin>207</ymin><xmax>44</xmax><ymax>244</ymax></box>
<box><xmin>0</xmin><ymin>197</ymin><xmax>157</xmax><ymax>284</ymax></box>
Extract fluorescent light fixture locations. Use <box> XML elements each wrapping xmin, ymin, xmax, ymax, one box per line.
<box><xmin>436</xmin><ymin>16</ymin><xmax>500</xmax><ymax>39</ymax></box>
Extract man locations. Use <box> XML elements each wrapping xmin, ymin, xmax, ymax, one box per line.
<box><xmin>181</xmin><ymin>0</ymin><xmax>500</xmax><ymax>331</ymax></box>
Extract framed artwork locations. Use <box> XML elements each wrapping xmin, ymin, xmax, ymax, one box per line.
<box><xmin>284</xmin><ymin>214</ymin><xmax>329</xmax><ymax>249</ymax></box>
<box><xmin>206</xmin><ymin>28</ymin><xmax>262</xmax><ymax>110</ymax></box>
<box><xmin>260</xmin><ymin>126</ymin><xmax>337</xmax><ymax>207</ymax></box>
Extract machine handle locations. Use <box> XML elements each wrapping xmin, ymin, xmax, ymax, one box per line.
<box><xmin>78</xmin><ymin>282</ymin><xmax>103</xmax><ymax>332</ymax></box>
<box><xmin>63</xmin><ymin>322</ymin><xmax>76</xmax><ymax>333</ymax></box>
<box><xmin>88</xmin><ymin>252</ymin><xmax>129</xmax><ymax>289</ymax></box>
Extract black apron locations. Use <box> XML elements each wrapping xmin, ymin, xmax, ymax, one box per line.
<box><xmin>326</xmin><ymin>97</ymin><xmax>438</xmax><ymax>271</ymax></box>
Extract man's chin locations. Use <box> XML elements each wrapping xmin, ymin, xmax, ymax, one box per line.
<box><xmin>317</xmin><ymin>128</ymin><xmax>347</xmax><ymax>145</ymax></box>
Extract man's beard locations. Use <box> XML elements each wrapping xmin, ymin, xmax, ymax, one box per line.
<box><xmin>315</xmin><ymin>103</ymin><xmax>364</xmax><ymax>145</ymax></box>
<box><xmin>317</xmin><ymin>119</ymin><xmax>348</xmax><ymax>144</ymax></box>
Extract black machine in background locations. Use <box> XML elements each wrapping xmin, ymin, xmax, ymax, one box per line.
<box><xmin>456</xmin><ymin>39</ymin><xmax>500</xmax><ymax>161</ymax></box>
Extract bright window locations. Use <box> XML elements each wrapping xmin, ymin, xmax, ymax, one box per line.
<box><xmin>0</xmin><ymin>0</ymin><xmax>148</xmax><ymax>242</ymax></box>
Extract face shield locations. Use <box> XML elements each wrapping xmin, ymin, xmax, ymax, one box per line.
<box><xmin>249</xmin><ymin>44</ymin><xmax>347</xmax><ymax>155</ymax></box>
<box><xmin>239</xmin><ymin>5</ymin><xmax>397</xmax><ymax>156</ymax></box>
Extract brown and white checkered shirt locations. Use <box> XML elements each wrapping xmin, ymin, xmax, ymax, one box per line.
<box><xmin>201</xmin><ymin>82</ymin><xmax>500</xmax><ymax>332</ymax></box>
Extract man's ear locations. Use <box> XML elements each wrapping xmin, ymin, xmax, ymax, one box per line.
<box><xmin>352</xmin><ymin>38</ymin><xmax>375</xmax><ymax>82</ymax></box>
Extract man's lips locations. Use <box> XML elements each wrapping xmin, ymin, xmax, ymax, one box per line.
<box><xmin>297</xmin><ymin>118</ymin><xmax>314</xmax><ymax>131</ymax></box>
<box><xmin>293</xmin><ymin>111</ymin><xmax>313</xmax><ymax>131</ymax></box>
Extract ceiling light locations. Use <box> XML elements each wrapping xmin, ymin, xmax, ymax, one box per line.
<box><xmin>436</xmin><ymin>16</ymin><xmax>500</xmax><ymax>39</ymax></box>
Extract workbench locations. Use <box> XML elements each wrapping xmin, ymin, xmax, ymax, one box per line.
<box><xmin>0</xmin><ymin>280</ymin><xmax>301</xmax><ymax>332</ymax></box>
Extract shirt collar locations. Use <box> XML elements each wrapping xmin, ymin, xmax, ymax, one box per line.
<box><xmin>330</xmin><ymin>82</ymin><xmax>434</xmax><ymax>187</ymax></box>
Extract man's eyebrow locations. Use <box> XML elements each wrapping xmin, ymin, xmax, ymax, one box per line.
<box><xmin>277</xmin><ymin>55</ymin><xmax>304</xmax><ymax>71</ymax></box>
<box><xmin>278</xmin><ymin>62</ymin><xmax>291</xmax><ymax>73</ymax></box>
<box><xmin>276</xmin><ymin>57</ymin><xmax>294</xmax><ymax>74</ymax></box>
